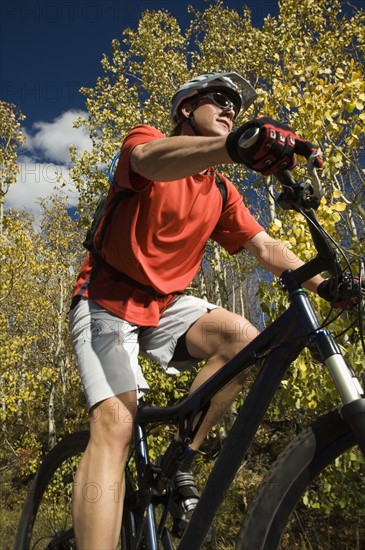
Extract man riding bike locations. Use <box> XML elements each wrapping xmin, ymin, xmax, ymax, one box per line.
<box><xmin>69</xmin><ymin>71</ymin><xmax>324</xmax><ymax>549</ymax></box>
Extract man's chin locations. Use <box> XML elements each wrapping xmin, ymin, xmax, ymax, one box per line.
<box><xmin>206</xmin><ymin>127</ymin><xmax>230</xmax><ymax>137</ymax></box>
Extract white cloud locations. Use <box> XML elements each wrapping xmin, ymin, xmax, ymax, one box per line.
<box><xmin>6</xmin><ymin>157</ymin><xmax>77</xmax><ymax>217</ymax></box>
<box><xmin>5</xmin><ymin>110</ymin><xmax>92</xmax><ymax>217</ymax></box>
<box><xmin>23</xmin><ymin>110</ymin><xmax>92</xmax><ymax>164</ymax></box>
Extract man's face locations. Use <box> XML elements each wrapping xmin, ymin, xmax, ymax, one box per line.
<box><xmin>183</xmin><ymin>93</ymin><xmax>237</xmax><ymax>136</ymax></box>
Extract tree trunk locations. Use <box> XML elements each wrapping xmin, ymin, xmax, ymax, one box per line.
<box><xmin>198</xmin><ymin>269</ymin><xmax>208</xmax><ymax>301</ymax></box>
<box><xmin>48</xmin><ymin>382</ymin><xmax>57</xmax><ymax>449</ymax></box>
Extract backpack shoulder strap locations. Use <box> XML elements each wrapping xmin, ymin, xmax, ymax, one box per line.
<box><xmin>214</xmin><ymin>172</ymin><xmax>227</xmax><ymax>213</ymax></box>
<box><xmin>82</xmin><ymin>187</ymin><xmax>133</xmax><ymax>252</ymax></box>
<box><xmin>94</xmin><ymin>188</ymin><xmax>134</xmax><ymax>253</ymax></box>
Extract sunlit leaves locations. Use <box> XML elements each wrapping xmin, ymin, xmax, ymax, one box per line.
<box><xmin>1</xmin><ymin>196</ymin><xmax>87</xmax><ymax>477</ymax></box>
<box><xmin>0</xmin><ymin>101</ymin><xmax>26</xmax><ymax>233</ymax></box>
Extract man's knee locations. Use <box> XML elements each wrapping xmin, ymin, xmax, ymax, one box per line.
<box><xmin>203</xmin><ymin>319</ymin><xmax>255</xmax><ymax>346</ymax></box>
<box><xmin>186</xmin><ymin>309</ymin><xmax>259</xmax><ymax>361</ymax></box>
<box><xmin>89</xmin><ymin>393</ymin><xmax>137</xmax><ymax>450</ymax></box>
<box><xmin>203</xmin><ymin>313</ymin><xmax>258</xmax><ymax>358</ymax></box>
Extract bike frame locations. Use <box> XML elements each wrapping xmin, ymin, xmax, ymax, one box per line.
<box><xmin>129</xmin><ymin>279</ymin><xmax>365</xmax><ymax>550</ymax></box>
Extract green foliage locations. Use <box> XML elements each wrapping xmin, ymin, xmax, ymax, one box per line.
<box><xmin>0</xmin><ymin>101</ymin><xmax>26</xmax><ymax>234</ymax></box>
<box><xmin>0</xmin><ymin>196</ymin><xmax>88</xmax><ymax>489</ymax></box>
<box><xmin>303</xmin><ymin>450</ymin><xmax>365</xmax><ymax>515</ymax></box>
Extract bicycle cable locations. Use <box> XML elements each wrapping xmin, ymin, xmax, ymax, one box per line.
<box><xmin>262</xmin><ymin>179</ymin><xmax>364</xmax><ymax>358</ymax></box>
<box><xmin>300</xmin><ymin>209</ymin><xmax>365</xmax><ymax>355</ymax></box>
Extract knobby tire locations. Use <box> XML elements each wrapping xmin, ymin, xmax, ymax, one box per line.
<box><xmin>236</xmin><ymin>408</ymin><xmax>362</xmax><ymax>550</ymax></box>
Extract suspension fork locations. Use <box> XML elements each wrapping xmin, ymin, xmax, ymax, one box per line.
<box><xmin>291</xmin><ymin>288</ymin><xmax>365</xmax><ymax>456</ymax></box>
<box><xmin>312</xmin><ymin>329</ymin><xmax>365</xmax><ymax>456</ymax></box>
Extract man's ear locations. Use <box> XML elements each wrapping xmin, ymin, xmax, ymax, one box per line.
<box><xmin>181</xmin><ymin>102</ymin><xmax>194</xmax><ymax>119</ymax></box>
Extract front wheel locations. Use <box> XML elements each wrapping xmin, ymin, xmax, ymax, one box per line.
<box><xmin>236</xmin><ymin>408</ymin><xmax>364</xmax><ymax>550</ymax></box>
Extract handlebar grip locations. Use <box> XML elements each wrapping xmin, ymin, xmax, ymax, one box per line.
<box><xmin>237</xmin><ymin>127</ymin><xmax>260</xmax><ymax>149</ymax></box>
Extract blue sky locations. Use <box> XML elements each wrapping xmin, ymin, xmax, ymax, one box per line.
<box><xmin>0</xmin><ymin>0</ymin><xmax>363</xmax><ymax>215</ymax></box>
<box><xmin>0</xmin><ymin>0</ymin><xmax>281</xmax><ymax>215</ymax></box>
<box><xmin>1</xmin><ymin>0</ymin><xmax>281</xmax><ymax>128</ymax></box>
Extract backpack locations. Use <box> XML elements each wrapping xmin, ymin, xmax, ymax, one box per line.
<box><xmin>83</xmin><ymin>152</ymin><xmax>228</xmax><ymax>297</ymax></box>
<box><xmin>83</xmin><ymin>152</ymin><xmax>131</xmax><ymax>253</ymax></box>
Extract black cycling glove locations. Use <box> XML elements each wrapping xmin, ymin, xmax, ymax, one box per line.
<box><xmin>226</xmin><ymin>116</ymin><xmax>323</xmax><ymax>175</ymax></box>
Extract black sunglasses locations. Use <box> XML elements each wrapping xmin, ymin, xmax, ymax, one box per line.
<box><xmin>198</xmin><ymin>92</ymin><xmax>238</xmax><ymax>118</ymax></box>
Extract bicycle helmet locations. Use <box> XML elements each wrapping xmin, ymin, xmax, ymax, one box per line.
<box><xmin>170</xmin><ymin>72</ymin><xmax>257</xmax><ymax>122</ymax></box>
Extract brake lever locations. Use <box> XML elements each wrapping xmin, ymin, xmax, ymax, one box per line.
<box><xmin>238</xmin><ymin>128</ymin><xmax>324</xmax><ymax>210</ymax></box>
<box><xmin>275</xmin><ymin>160</ymin><xmax>324</xmax><ymax>211</ymax></box>
<box><xmin>307</xmin><ymin>149</ymin><xmax>323</xmax><ymax>200</ymax></box>
<box><xmin>238</xmin><ymin>132</ymin><xmax>337</xmax><ymax>277</ymax></box>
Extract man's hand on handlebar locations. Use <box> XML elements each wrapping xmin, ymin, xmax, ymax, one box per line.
<box><xmin>317</xmin><ymin>273</ymin><xmax>364</xmax><ymax>310</ymax></box>
<box><xmin>226</xmin><ymin>116</ymin><xmax>324</xmax><ymax>175</ymax></box>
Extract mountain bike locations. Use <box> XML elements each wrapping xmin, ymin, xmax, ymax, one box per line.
<box><xmin>15</xmin><ymin>160</ymin><xmax>365</xmax><ymax>549</ymax></box>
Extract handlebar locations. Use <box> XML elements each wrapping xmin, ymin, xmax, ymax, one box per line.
<box><xmin>238</xmin><ymin>129</ymin><xmax>338</xmax><ymax>281</ymax></box>
<box><xmin>274</xmin><ymin>167</ymin><xmax>339</xmax><ymax>282</ymax></box>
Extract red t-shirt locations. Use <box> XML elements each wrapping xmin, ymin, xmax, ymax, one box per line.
<box><xmin>72</xmin><ymin>125</ymin><xmax>264</xmax><ymax>326</ymax></box>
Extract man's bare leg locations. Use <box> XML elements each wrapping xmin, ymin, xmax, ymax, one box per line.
<box><xmin>185</xmin><ymin>308</ymin><xmax>259</xmax><ymax>449</ymax></box>
<box><xmin>72</xmin><ymin>390</ymin><xmax>137</xmax><ymax>550</ymax></box>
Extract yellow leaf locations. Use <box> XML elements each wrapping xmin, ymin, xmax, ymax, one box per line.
<box><xmin>333</xmin><ymin>190</ymin><xmax>342</xmax><ymax>198</ymax></box>
<box><xmin>294</xmin><ymin>227</ymin><xmax>302</xmax><ymax>237</ymax></box>
<box><xmin>273</xmin><ymin>218</ymin><xmax>282</xmax><ymax>228</ymax></box>
<box><xmin>345</xmin><ymin>102</ymin><xmax>356</xmax><ymax>113</ymax></box>
<box><xmin>332</xmin><ymin>202</ymin><xmax>346</xmax><ymax>211</ymax></box>
<box><xmin>298</xmin><ymin>362</ymin><xmax>307</xmax><ymax>373</ymax></box>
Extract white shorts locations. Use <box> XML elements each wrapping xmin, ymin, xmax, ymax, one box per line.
<box><xmin>69</xmin><ymin>296</ymin><xmax>219</xmax><ymax>411</ymax></box>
